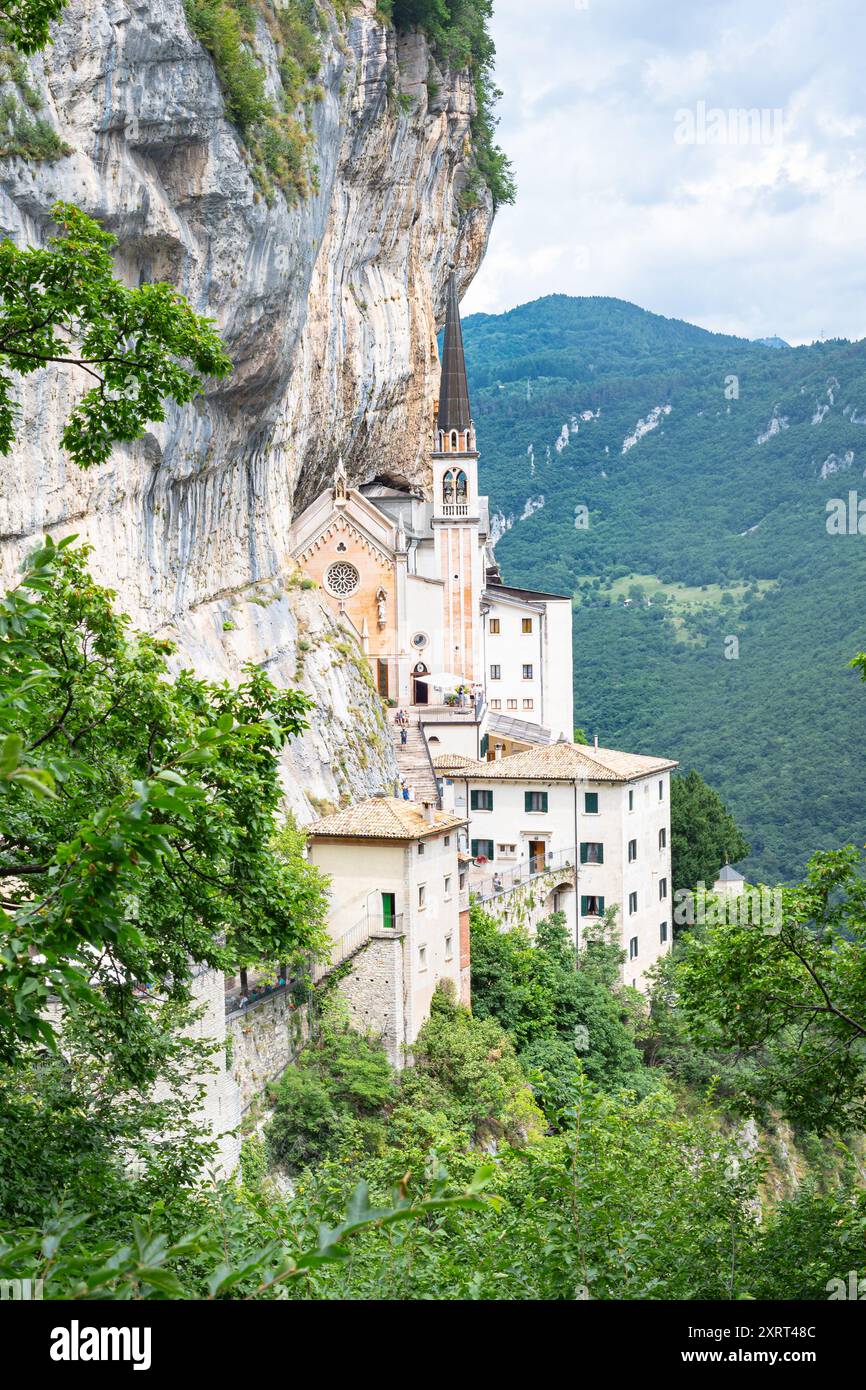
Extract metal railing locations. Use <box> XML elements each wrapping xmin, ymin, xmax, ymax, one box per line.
<box><xmin>470</xmin><ymin>847</ymin><xmax>577</xmax><ymax>903</ymax></box>
<box><xmin>310</xmin><ymin>913</ymin><xmax>404</xmax><ymax>983</ymax></box>
<box><xmin>421</xmin><ymin>699</ymin><xmax>485</xmax><ymax>723</ymax></box>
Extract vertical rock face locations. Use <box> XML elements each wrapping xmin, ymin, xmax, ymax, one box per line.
<box><xmin>0</xmin><ymin>0</ymin><xmax>493</xmax><ymax>807</ymax></box>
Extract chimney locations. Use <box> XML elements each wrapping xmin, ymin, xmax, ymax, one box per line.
<box><xmin>422</xmin><ymin>800</ymin><xmax>436</xmax><ymax>825</ymax></box>
<box><xmin>593</xmin><ymin>734</ymin><xmax>599</xmax><ymax>751</ymax></box>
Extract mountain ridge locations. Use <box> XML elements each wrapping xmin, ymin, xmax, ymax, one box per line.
<box><xmin>466</xmin><ymin>293</ymin><xmax>866</xmax><ymax>884</ymax></box>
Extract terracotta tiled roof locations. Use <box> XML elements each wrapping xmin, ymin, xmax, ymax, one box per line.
<box><xmin>306</xmin><ymin>797</ymin><xmax>467</xmax><ymax>841</ymax></box>
<box><xmin>436</xmin><ymin>741</ymin><xmax>677</xmax><ymax>783</ymax></box>
<box><xmin>431</xmin><ymin>752</ymin><xmax>478</xmax><ymax>771</ymax></box>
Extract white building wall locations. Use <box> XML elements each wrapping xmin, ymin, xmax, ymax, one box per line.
<box><xmin>404</xmin><ymin>830</ymin><xmax>462</xmax><ymax>1044</ymax></box>
<box><xmin>483</xmin><ymin>595</ymin><xmax>544</xmax><ymax>724</ymax></box>
<box><xmin>307</xmin><ymin>831</ymin><xmax>462</xmax><ymax>1053</ymax></box>
<box><xmin>461</xmin><ymin>768</ymin><xmax>673</xmax><ymax>988</ymax></box>
<box><xmin>542</xmin><ymin>599</ymin><xmax>575</xmax><ymax>742</ymax></box>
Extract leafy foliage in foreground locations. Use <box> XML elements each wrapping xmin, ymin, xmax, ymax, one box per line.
<box><xmin>672</xmin><ymin>846</ymin><xmax>866</xmax><ymax>1134</ymax></box>
<box><xmin>0</xmin><ymin>538</ymin><xmax>329</xmax><ymax>1072</ymax></box>
<box><xmin>0</xmin><ymin>0</ymin><xmax>66</xmax><ymax>53</ymax></box>
<box><xmin>0</xmin><ymin>203</ymin><xmax>230</xmax><ymax>468</ymax></box>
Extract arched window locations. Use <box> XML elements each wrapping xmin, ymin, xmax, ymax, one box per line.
<box><xmin>442</xmin><ymin>469</ymin><xmax>455</xmax><ymax>503</ymax></box>
<box><xmin>455</xmin><ymin>469</ymin><xmax>468</xmax><ymax>502</ymax></box>
<box><xmin>450</xmin><ymin>430</ymin><xmax>458</xmax><ymax>450</ymax></box>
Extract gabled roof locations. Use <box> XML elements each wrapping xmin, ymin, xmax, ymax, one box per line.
<box><xmin>716</xmin><ymin>864</ymin><xmax>746</xmax><ymax>882</ymax></box>
<box><xmin>431</xmin><ymin>752</ymin><xmax>478</xmax><ymax>772</ymax></box>
<box><xmin>307</xmin><ymin>797</ymin><xmax>467</xmax><ymax>841</ymax></box>
<box><xmin>437</xmin><ymin>271</ymin><xmax>472</xmax><ymax>433</ymax></box>
<box><xmin>434</xmin><ymin>741</ymin><xmax>678</xmax><ymax>783</ymax></box>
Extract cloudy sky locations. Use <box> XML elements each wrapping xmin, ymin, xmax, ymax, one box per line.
<box><xmin>463</xmin><ymin>0</ymin><xmax>866</xmax><ymax>344</ymax></box>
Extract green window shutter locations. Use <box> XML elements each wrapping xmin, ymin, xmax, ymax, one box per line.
<box><xmin>524</xmin><ymin>791</ymin><xmax>531</xmax><ymax>812</ymax></box>
<box><xmin>471</xmin><ymin>790</ymin><xmax>480</xmax><ymax>811</ymax></box>
<box><xmin>584</xmin><ymin>791</ymin><xmax>598</xmax><ymax>813</ymax></box>
<box><xmin>540</xmin><ymin>792</ymin><xmax>548</xmax><ymax>813</ymax></box>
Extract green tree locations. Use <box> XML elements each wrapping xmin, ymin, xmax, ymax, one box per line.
<box><xmin>673</xmin><ymin>846</ymin><xmax>866</xmax><ymax>1133</ymax></box>
<box><xmin>0</xmin><ymin>537</ymin><xmax>328</xmax><ymax>1074</ymax></box>
<box><xmin>671</xmin><ymin>767</ymin><xmax>750</xmax><ymax>894</ymax></box>
<box><xmin>0</xmin><ymin>202</ymin><xmax>231</xmax><ymax>469</ymax></box>
<box><xmin>0</xmin><ymin>0</ymin><xmax>67</xmax><ymax>53</ymax></box>
<box><xmin>469</xmin><ymin>906</ymin><xmax>651</xmax><ymax>1111</ymax></box>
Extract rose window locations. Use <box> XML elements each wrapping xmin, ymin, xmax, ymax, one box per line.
<box><xmin>325</xmin><ymin>560</ymin><xmax>360</xmax><ymax>597</ymax></box>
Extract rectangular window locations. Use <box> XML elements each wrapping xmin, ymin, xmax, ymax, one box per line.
<box><xmin>490</xmin><ymin>664</ymin><xmax>501</xmax><ymax>681</ymax></box>
<box><xmin>628</xmin><ymin>788</ymin><xmax>634</xmax><ymax>811</ymax></box>
<box><xmin>659</xmin><ymin>877</ymin><xmax>667</xmax><ymax>900</ymax></box>
<box><xmin>522</xmin><ymin>664</ymin><xmax>533</xmax><ymax>680</ymax></box>
<box><xmin>489</xmin><ymin>618</ymin><xmax>500</xmax><ymax>634</ymax></box>
<box><xmin>419</xmin><ymin>944</ymin><xmax>427</xmax><ymax>970</ymax></box>
<box><xmin>522</xmin><ymin>617</ymin><xmax>533</xmax><ymax>633</ymax></box>
<box><xmin>459</xmin><ymin>872</ymin><xmax>466</xmax><ymax>890</ymax></box>
<box><xmin>444</xmin><ymin>875</ymin><xmax>452</xmax><ymax>898</ymax></box>
<box><xmin>470</xmin><ymin>788</ymin><xmax>493</xmax><ymax>811</ymax></box>
<box><xmin>584</xmin><ymin>791</ymin><xmax>598</xmax><ymax>814</ymax></box>
<box><xmin>490</xmin><ymin>698</ymin><xmax>501</xmax><ymax>710</ymax></box>
<box><xmin>524</xmin><ymin>790</ymin><xmax>549</xmax><ymax>813</ymax></box>
<box><xmin>660</xmin><ymin>920</ymin><xmax>668</xmax><ymax>944</ymax></box>
<box><xmin>580</xmin><ymin>842</ymin><xmax>604</xmax><ymax>864</ymax></box>
<box><xmin>471</xmin><ymin>839</ymin><xmax>494</xmax><ymax>860</ymax></box>
<box><xmin>581</xmin><ymin>895</ymin><xmax>605</xmax><ymax>916</ymax></box>
<box><xmin>444</xmin><ymin>835</ymin><xmax>450</xmax><ymax>847</ymax></box>
<box><xmin>628</xmin><ymin>891</ymin><xmax>638</xmax><ymax>914</ymax></box>
<box><xmin>523</xmin><ymin>698</ymin><xmax>534</xmax><ymax>710</ymax></box>
<box><xmin>629</xmin><ymin>936</ymin><xmax>639</xmax><ymax>960</ymax></box>
<box><xmin>659</xmin><ymin>827</ymin><xmax>666</xmax><ymax>850</ymax></box>
<box><xmin>418</xmin><ymin>841</ymin><xmax>425</xmax><ymax>856</ymax></box>
<box><xmin>507</xmin><ymin>698</ymin><xmax>517</xmax><ymax>710</ymax></box>
<box><xmin>498</xmin><ymin>843</ymin><xmax>517</xmax><ymax>856</ymax></box>
<box><xmin>444</xmin><ymin>934</ymin><xmax>453</xmax><ymax>961</ymax></box>
<box><xmin>659</xmin><ymin>779</ymin><xmax>664</xmax><ymax>800</ymax></box>
<box><xmin>628</xmin><ymin>838</ymin><xmax>637</xmax><ymax>862</ymax></box>
<box><xmin>418</xmin><ymin>885</ymin><xmax>426</xmax><ymax>909</ymax></box>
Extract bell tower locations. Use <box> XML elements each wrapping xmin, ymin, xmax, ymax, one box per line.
<box><xmin>431</xmin><ymin>270</ymin><xmax>484</xmax><ymax>684</ymax></box>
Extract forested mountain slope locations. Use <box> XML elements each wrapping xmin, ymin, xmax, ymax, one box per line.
<box><xmin>466</xmin><ymin>296</ymin><xmax>866</xmax><ymax>884</ymax></box>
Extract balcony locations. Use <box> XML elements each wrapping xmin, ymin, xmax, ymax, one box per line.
<box><xmin>469</xmin><ymin>847</ymin><xmax>577</xmax><ymax>903</ymax></box>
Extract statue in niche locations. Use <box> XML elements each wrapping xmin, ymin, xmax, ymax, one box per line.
<box><xmin>376</xmin><ymin>587</ymin><xmax>387</xmax><ymax>628</ymax></box>
<box><xmin>334</xmin><ymin>456</ymin><xmax>348</xmax><ymax>504</ymax></box>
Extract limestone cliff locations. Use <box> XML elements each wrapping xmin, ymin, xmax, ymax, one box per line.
<box><xmin>0</xmin><ymin>0</ymin><xmax>492</xmax><ymax>808</ymax></box>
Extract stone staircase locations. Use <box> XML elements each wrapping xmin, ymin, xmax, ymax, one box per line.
<box><xmin>389</xmin><ymin>712</ymin><xmax>440</xmax><ymax>806</ymax></box>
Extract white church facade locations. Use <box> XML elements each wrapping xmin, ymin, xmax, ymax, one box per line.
<box><xmin>288</xmin><ymin>274</ymin><xmax>575</xmax><ymax>751</ymax></box>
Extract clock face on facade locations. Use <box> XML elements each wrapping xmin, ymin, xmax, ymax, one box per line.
<box><xmin>411</xmin><ymin>632</ymin><xmax>428</xmax><ymax>649</ymax></box>
<box><xmin>325</xmin><ymin>560</ymin><xmax>360</xmax><ymax>597</ymax></box>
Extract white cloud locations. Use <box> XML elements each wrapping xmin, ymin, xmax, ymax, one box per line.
<box><xmin>464</xmin><ymin>0</ymin><xmax>866</xmax><ymax>343</ymax></box>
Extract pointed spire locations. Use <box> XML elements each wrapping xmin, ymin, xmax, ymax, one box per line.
<box><xmin>437</xmin><ymin>269</ymin><xmax>472</xmax><ymax>434</ymax></box>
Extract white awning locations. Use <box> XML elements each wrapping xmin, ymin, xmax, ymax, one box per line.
<box><xmin>418</xmin><ymin>671</ymin><xmax>464</xmax><ymax>689</ymax></box>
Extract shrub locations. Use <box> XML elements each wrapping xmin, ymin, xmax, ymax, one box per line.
<box><xmin>266</xmin><ymin>1068</ymin><xmax>342</xmax><ymax>1170</ymax></box>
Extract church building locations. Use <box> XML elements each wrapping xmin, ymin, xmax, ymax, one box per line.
<box><xmin>288</xmin><ymin>274</ymin><xmax>574</xmax><ymax>747</ymax></box>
